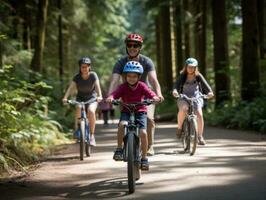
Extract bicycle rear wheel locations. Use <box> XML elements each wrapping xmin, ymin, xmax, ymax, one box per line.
<box><xmin>127</xmin><ymin>132</ymin><xmax>136</xmax><ymax>194</ymax></box>
<box><xmin>79</xmin><ymin>120</ymin><xmax>85</xmax><ymax>161</ymax></box>
<box><xmin>189</xmin><ymin>119</ymin><xmax>198</xmax><ymax>156</ymax></box>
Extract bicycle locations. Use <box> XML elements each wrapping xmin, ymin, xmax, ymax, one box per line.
<box><xmin>111</xmin><ymin>99</ymin><xmax>153</xmax><ymax>194</ymax></box>
<box><xmin>66</xmin><ymin>99</ymin><xmax>96</xmax><ymax>160</ymax></box>
<box><xmin>176</xmin><ymin>93</ymin><xmax>208</xmax><ymax>156</ymax></box>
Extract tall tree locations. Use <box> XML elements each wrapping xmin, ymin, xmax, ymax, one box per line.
<box><xmin>155</xmin><ymin>16</ymin><xmax>163</xmax><ymax>85</ymax></box>
<box><xmin>183</xmin><ymin>0</ymin><xmax>191</xmax><ymax>59</ymax></box>
<box><xmin>212</xmin><ymin>0</ymin><xmax>231</xmax><ymax>106</ymax></box>
<box><xmin>257</xmin><ymin>0</ymin><xmax>265</xmax><ymax>59</ymax></box>
<box><xmin>30</xmin><ymin>0</ymin><xmax>48</xmax><ymax>72</ymax></box>
<box><xmin>158</xmin><ymin>0</ymin><xmax>173</xmax><ymax>91</ymax></box>
<box><xmin>241</xmin><ymin>0</ymin><xmax>260</xmax><ymax>100</ymax></box>
<box><xmin>174</xmin><ymin>0</ymin><xmax>183</xmax><ymax>73</ymax></box>
<box><xmin>194</xmin><ymin>0</ymin><xmax>207</xmax><ymax>77</ymax></box>
<box><xmin>58</xmin><ymin>0</ymin><xmax>63</xmax><ymax>92</ymax></box>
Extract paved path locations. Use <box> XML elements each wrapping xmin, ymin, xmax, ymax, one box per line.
<box><xmin>1</xmin><ymin>122</ymin><xmax>266</xmax><ymax>200</ymax></box>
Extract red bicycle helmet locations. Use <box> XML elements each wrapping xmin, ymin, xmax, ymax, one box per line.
<box><xmin>125</xmin><ymin>33</ymin><xmax>143</xmax><ymax>45</ymax></box>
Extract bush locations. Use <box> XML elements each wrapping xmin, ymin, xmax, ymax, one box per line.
<box><xmin>0</xmin><ymin>65</ymin><xmax>68</xmax><ymax>174</ymax></box>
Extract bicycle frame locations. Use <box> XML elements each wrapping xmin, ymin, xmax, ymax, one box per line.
<box><xmin>178</xmin><ymin>94</ymin><xmax>207</xmax><ymax>155</ymax></box>
<box><xmin>112</xmin><ymin>99</ymin><xmax>153</xmax><ymax>193</ymax></box>
<box><xmin>67</xmin><ymin>99</ymin><xmax>95</xmax><ymax>160</ymax></box>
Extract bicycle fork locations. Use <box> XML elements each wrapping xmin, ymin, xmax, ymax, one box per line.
<box><xmin>123</xmin><ymin>127</ymin><xmax>140</xmax><ymax>163</ymax></box>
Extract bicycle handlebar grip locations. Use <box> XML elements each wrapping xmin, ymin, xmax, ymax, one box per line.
<box><xmin>143</xmin><ymin>99</ymin><xmax>153</xmax><ymax>105</ymax></box>
<box><xmin>112</xmin><ymin>99</ymin><xmax>120</xmax><ymax>106</ymax></box>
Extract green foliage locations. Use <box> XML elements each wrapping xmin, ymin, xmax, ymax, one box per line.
<box><xmin>0</xmin><ymin>65</ymin><xmax>67</xmax><ymax>174</ymax></box>
<box><xmin>206</xmin><ymin>94</ymin><xmax>266</xmax><ymax>134</ymax></box>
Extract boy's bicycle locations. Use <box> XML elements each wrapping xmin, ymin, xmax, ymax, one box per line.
<box><xmin>112</xmin><ymin>99</ymin><xmax>153</xmax><ymax>194</ymax></box>
<box><xmin>66</xmin><ymin>99</ymin><xmax>95</xmax><ymax>160</ymax></box>
<box><xmin>176</xmin><ymin>93</ymin><xmax>207</xmax><ymax>156</ymax></box>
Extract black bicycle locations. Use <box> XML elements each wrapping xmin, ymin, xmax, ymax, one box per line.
<box><xmin>112</xmin><ymin>99</ymin><xmax>153</xmax><ymax>194</ymax></box>
<box><xmin>176</xmin><ymin>93</ymin><xmax>207</xmax><ymax>156</ymax></box>
<box><xmin>66</xmin><ymin>99</ymin><xmax>95</xmax><ymax>160</ymax></box>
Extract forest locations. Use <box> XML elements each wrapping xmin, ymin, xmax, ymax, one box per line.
<box><xmin>0</xmin><ymin>0</ymin><xmax>265</xmax><ymax>174</ymax></box>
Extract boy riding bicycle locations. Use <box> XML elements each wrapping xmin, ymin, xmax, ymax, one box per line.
<box><xmin>106</xmin><ymin>61</ymin><xmax>160</xmax><ymax>170</ymax></box>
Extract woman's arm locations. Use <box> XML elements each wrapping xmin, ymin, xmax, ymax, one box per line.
<box><xmin>95</xmin><ymin>79</ymin><xmax>103</xmax><ymax>102</ymax></box>
<box><xmin>198</xmin><ymin>73</ymin><xmax>214</xmax><ymax>98</ymax></box>
<box><xmin>62</xmin><ymin>81</ymin><xmax>77</xmax><ymax>102</ymax></box>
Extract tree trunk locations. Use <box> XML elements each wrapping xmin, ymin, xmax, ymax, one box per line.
<box><xmin>212</xmin><ymin>0</ymin><xmax>230</xmax><ymax>106</ymax></box>
<box><xmin>58</xmin><ymin>0</ymin><xmax>64</xmax><ymax>93</ymax></box>
<box><xmin>0</xmin><ymin>41</ymin><xmax>3</xmax><ymax>68</ymax></box>
<box><xmin>257</xmin><ymin>0</ymin><xmax>265</xmax><ymax>59</ymax></box>
<box><xmin>30</xmin><ymin>0</ymin><xmax>48</xmax><ymax>73</ymax></box>
<box><xmin>195</xmin><ymin>0</ymin><xmax>207</xmax><ymax>77</ymax></box>
<box><xmin>183</xmin><ymin>0</ymin><xmax>191</xmax><ymax>59</ymax></box>
<box><xmin>22</xmin><ymin>1</ymin><xmax>32</xmax><ymax>50</ymax></box>
<box><xmin>155</xmin><ymin>16</ymin><xmax>163</xmax><ymax>85</ymax></box>
<box><xmin>174</xmin><ymin>0</ymin><xmax>183</xmax><ymax>73</ymax></box>
<box><xmin>241</xmin><ymin>0</ymin><xmax>260</xmax><ymax>100</ymax></box>
<box><xmin>158</xmin><ymin>1</ymin><xmax>173</xmax><ymax>91</ymax></box>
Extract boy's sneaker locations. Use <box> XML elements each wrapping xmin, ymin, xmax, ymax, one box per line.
<box><xmin>89</xmin><ymin>135</ymin><xmax>96</xmax><ymax>146</ymax></box>
<box><xmin>198</xmin><ymin>136</ymin><xmax>206</xmax><ymax>145</ymax></box>
<box><xmin>140</xmin><ymin>158</ymin><xmax>149</xmax><ymax>171</ymax></box>
<box><xmin>113</xmin><ymin>148</ymin><xmax>124</xmax><ymax>161</ymax></box>
<box><xmin>147</xmin><ymin>145</ymin><xmax>155</xmax><ymax>156</ymax></box>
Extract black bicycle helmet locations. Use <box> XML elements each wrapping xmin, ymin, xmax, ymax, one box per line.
<box><xmin>78</xmin><ymin>57</ymin><xmax>91</xmax><ymax>66</ymax></box>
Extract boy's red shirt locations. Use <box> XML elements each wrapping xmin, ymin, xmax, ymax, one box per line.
<box><xmin>109</xmin><ymin>81</ymin><xmax>156</xmax><ymax>113</ymax></box>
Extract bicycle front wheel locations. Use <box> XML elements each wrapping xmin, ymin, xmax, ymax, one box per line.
<box><xmin>79</xmin><ymin>120</ymin><xmax>85</xmax><ymax>161</ymax></box>
<box><xmin>127</xmin><ymin>132</ymin><xmax>136</xmax><ymax>194</ymax></box>
<box><xmin>189</xmin><ymin>119</ymin><xmax>198</xmax><ymax>156</ymax></box>
<box><xmin>85</xmin><ymin>125</ymin><xmax>91</xmax><ymax>157</ymax></box>
<box><xmin>182</xmin><ymin>120</ymin><xmax>189</xmax><ymax>153</ymax></box>
<box><xmin>85</xmin><ymin>141</ymin><xmax>91</xmax><ymax>157</ymax></box>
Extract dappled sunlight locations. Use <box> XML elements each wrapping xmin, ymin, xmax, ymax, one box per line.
<box><xmin>3</xmin><ymin>122</ymin><xmax>265</xmax><ymax>200</ymax></box>
<box><xmin>156</xmin><ymin>123</ymin><xmax>178</xmax><ymax>128</ymax></box>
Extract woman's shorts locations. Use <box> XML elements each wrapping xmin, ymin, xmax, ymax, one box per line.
<box><xmin>178</xmin><ymin>97</ymin><xmax>203</xmax><ymax>111</ymax></box>
<box><xmin>120</xmin><ymin>112</ymin><xmax>147</xmax><ymax>129</ymax></box>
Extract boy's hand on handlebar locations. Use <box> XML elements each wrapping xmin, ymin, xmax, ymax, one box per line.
<box><xmin>105</xmin><ymin>96</ymin><xmax>113</xmax><ymax>103</ymax></box>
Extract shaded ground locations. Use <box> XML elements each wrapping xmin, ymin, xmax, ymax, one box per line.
<box><xmin>1</xmin><ymin>121</ymin><xmax>266</xmax><ymax>200</ymax></box>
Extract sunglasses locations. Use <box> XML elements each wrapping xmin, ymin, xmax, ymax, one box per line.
<box><xmin>126</xmin><ymin>44</ymin><xmax>141</xmax><ymax>48</ymax></box>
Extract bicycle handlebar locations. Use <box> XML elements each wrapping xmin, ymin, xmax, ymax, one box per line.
<box><xmin>111</xmin><ymin>99</ymin><xmax>154</xmax><ymax>106</ymax></box>
<box><xmin>176</xmin><ymin>93</ymin><xmax>208</xmax><ymax>101</ymax></box>
<box><xmin>66</xmin><ymin>99</ymin><xmax>96</xmax><ymax>106</ymax></box>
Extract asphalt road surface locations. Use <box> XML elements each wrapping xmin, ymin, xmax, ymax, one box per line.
<box><xmin>1</xmin><ymin>121</ymin><xmax>266</xmax><ymax>200</ymax></box>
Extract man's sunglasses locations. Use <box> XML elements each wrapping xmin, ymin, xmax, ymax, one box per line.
<box><xmin>126</xmin><ymin>44</ymin><xmax>141</xmax><ymax>48</ymax></box>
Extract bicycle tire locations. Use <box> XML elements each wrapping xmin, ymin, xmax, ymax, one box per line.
<box><xmin>189</xmin><ymin>119</ymin><xmax>198</xmax><ymax>156</ymax></box>
<box><xmin>85</xmin><ymin>142</ymin><xmax>91</xmax><ymax>157</ymax></box>
<box><xmin>80</xmin><ymin>120</ymin><xmax>85</xmax><ymax>161</ymax></box>
<box><xmin>182</xmin><ymin>120</ymin><xmax>189</xmax><ymax>152</ymax></box>
<box><xmin>127</xmin><ymin>132</ymin><xmax>136</xmax><ymax>193</ymax></box>
<box><xmin>85</xmin><ymin>124</ymin><xmax>91</xmax><ymax>157</ymax></box>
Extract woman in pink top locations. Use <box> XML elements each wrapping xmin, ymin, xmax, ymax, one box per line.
<box><xmin>106</xmin><ymin>61</ymin><xmax>160</xmax><ymax>170</ymax></box>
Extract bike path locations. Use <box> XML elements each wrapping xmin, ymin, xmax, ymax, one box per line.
<box><xmin>1</xmin><ymin>121</ymin><xmax>266</xmax><ymax>200</ymax></box>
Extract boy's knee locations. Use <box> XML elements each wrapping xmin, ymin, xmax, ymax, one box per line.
<box><xmin>119</xmin><ymin>121</ymin><xmax>128</xmax><ymax>128</ymax></box>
